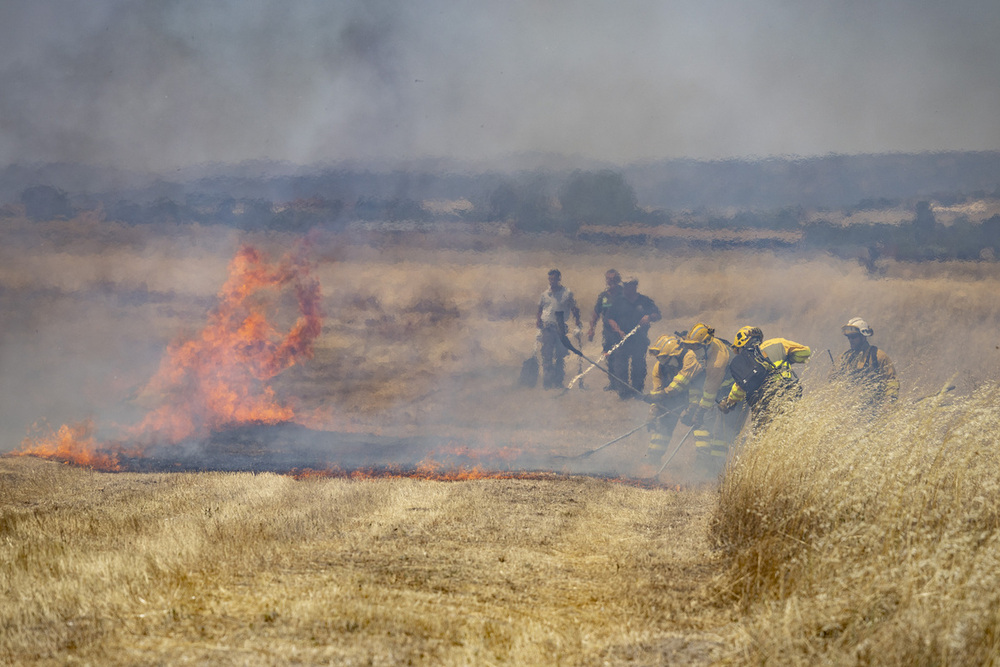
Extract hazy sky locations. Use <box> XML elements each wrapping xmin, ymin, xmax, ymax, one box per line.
<box><xmin>1</xmin><ymin>0</ymin><xmax>998</xmax><ymax>173</ymax></box>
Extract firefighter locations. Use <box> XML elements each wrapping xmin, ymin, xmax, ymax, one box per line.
<box><xmin>678</xmin><ymin>323</ymin><xmax>735</xmax><ymax>477</ymax></box>
<box><xmin>640</xmin><ymin>334</ymin><xmax>704</xmax><ymax>473</ymax></box>
<box><xmin>719</xmin><ymin>325</ymin><xmax>811</xmax><ymax>427</ymax></box>
<box><xmin>830</xmin><ymin>317</ymin><xmax>899</xmax><ymax>408</ymax></box>
<box><xmin>678</xmin><ymin>323</ymin><xmax>733</xmax><ymax>423</ymax></box>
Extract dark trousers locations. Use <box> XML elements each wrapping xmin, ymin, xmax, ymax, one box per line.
<box><xmin>609</xmin><ymin>338</ymin><xmax>647</xmax><ymax>398</ymax></box>
<box><xmin>539</xmin><ymin>327</ymin><xmax>568</xmax><ymax>388</ymax></box>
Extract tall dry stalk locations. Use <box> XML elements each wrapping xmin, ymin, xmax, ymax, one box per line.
<box><xmin>712</xmin><ymin>382</ymin><xmax>1000</xmax><ymax>663</ymax></box>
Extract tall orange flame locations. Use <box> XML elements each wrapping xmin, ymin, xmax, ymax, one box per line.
<box><xmin>132</xmin><ymin>244</ymin><xmax>322</xmax><ymax>443</ymax></box>
<box><xmin>15</xmin><ymin>244</ymin><xmax>323</xmax><ymax>468</ymax></box>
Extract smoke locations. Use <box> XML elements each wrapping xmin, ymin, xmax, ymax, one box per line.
<box><xmin>1</xmin><ymin>1</ymin><xmax>998</xmax><ymax>172</ymax></box>
<box><xmin>4</xmin><ymin>212</ymin><xmax>1000</xmax><ymax>487</ymax></box>
<box><xmin>1</xmin><ymin>0</ymin><xmax>997</xmax><ymax>485</ymax></box>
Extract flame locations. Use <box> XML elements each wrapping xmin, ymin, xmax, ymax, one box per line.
<box><xmin>286</xmin><ymin>464</ymin><xmax>681</xmax><ymax>488</ymax></box>
<box><xmin>131</xmin><ymin>245</ymin><xmax>322</xmax><ymax>443</ymax></box>
<box><xmin>15</xmin><ymin>244</ymin><xmax>323</xmax><ymax>468</ymax></box>
<box><xmin>288</xmin><ymin>465</ymin><xmax>568</xmax><ymax>482</ymax></box>
<box><xmin>9</xmin><ymin>241</ymin><xmax>686</xmax><ymax>486</ymax></box>
<box><xmin>15</xmin><ymin>420</ymin><xmax>127</xmax><ymax>470</ymax></box>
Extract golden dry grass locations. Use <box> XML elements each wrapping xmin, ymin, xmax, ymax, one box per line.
<box><xmin>0</xmin><ymin>457</ymin><xmax>728</xmax><ymax>665</ymax></box>
<box><xmin>4</xmin><ymin>215</ymin><xmax>1000</xmax><ymax>664</ymax></box>
<box><xmin>713</xmin><ymin>383</ymin><xmax>1000</xmax><ymax>664</ymax></box>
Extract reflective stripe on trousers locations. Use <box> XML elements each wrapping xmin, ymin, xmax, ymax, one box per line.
<box><xmin>694</xmin><ymin>431</ymin><xmax>727</xmax><ymax>454</ymax></box>
<box><xmin>647</xmin><ymin>431</ymin><xmax>669</xmax><ymax>461</ymax></box>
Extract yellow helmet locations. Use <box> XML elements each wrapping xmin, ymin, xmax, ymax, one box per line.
<box><xmin>732</xmin><ymin>325</ymin><xmax>763</xmax><ymax>349</ymax></box>
<box><xmin>681</xmin><ymin>322</ymin><xmax>714</xmax><ymax>346</ymax></box>
<box><xmin>649</xmin><ymin>334</ymin><xmax>683</xmax><ymax>360</ymax></box>
<box><xmin>648</xmin><ymin>334</ymin><xmax>672</xmax><ymax>356</ymax></box>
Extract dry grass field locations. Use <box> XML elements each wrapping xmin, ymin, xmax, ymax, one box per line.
<box><xmin>3</xmin><ymin>214</ymin><xmax>1000</xmax><ymax>663</ymax></box>
<box><xmin>0</xmin><ymin>457</ymin><xmax>729</xmax><ymax>665</ymax></box>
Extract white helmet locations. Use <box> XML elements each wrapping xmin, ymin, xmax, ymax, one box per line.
<box><xmin>842</xmin><ymin>317</ymin><xmax>873</xmax><ymax>337</ymax></box>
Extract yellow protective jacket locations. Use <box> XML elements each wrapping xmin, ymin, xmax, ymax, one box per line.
<box><xmin>728</xmin><ymin>337</ymin><xmax>811</xmax><ymax>403</ymax></box>
<box><xmin>696</xmin><ymin>337</ymin><xmax>733</xmax><ymax>409</ymax></box>
<box><xmin>834</xmin><ymin>342</ymin><xmax>899</xmax><ymax>402</ymax></box>
<box><xmin>649</xmin><ymin>349</ymin><xmax>703</xmax><ymax>403</ymax></box>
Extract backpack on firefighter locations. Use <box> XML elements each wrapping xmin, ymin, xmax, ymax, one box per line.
<box><xmin>728</xmin><ymin>345</ymin><xmax>775</xmax><ymax>404</ymax></box>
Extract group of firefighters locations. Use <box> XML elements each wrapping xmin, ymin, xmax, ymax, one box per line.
<box><xmin>536</xmin><ymin>268</ymin><xmax>899</xmax><ymax>478</ymax></box>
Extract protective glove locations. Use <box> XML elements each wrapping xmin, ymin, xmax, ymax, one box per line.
<box><xmin>680</xmin><ymin>405</ymin><xmax>704</xmax><ymax>426</ymax></box>
<box><xmin>648</xmin><ymin>405</ymin><xmax>671</xmax><ymax>430</ymax></box>
<box><xmin>641</xmin><ymin>392</ymin><xmax>661</xmax><ymax>405</ymax></box>
<box><xmin>717</xmin><ymin>398</ymin><xmax>736</xmax><ymax>414</ymax></box>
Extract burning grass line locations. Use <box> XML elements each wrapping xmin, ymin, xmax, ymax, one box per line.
<box><xmin>286</xmin><ymin>465</ymin><xmax>573</xmax><ymax>482</ymax></box>
<box><xmin>280</xmin><ymin>466</ymin><xmax>686</xmax><ymax>489</ymax></box>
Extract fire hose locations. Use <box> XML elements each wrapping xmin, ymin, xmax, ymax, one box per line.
<box><xmin>557</xmin><ymin>415</ymin><xmax>694</xmax><ymax>475</ymax></box>
<box><xmin>652</xmin><ymin>424</ymin><xmax>697</xmax><ymax>478</ymax></box>
<box><xmin>556</xmin><ymin>335</ymin><xmax>643</xmax><ymax>398</ymax></box>
<box><xmin>914</xmin><ymin>375</ymin><xmax>958</xmax><ymax>403</ymax></box>
<box><xmin>554</xmin><ymin>416</ymin><xmax>661</xmax><ymax>460</ymax></box>
<box><xmin>558</xmin><ymin>320</ymin><xmax>642</xmax><ymax>395</ymax></box>
<box><xmin>555</xmin><ymin>398</ymin><xmax>676</xmax><ymax>461</ymax></box>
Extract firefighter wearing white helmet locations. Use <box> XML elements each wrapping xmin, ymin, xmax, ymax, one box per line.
<box><xmin>831</xmin><ymin>317</ymin><xmax>898</xmax><ymax>405</ymax></box>
<box><xmin>641</xmin><ymin>334</ymin><xmax>704</xmax><ymax>470</ymax></box>
<box><xmin>719</xmin><ymin>325</ymin><xmax>812</xmax><ymax>419</ymax></box>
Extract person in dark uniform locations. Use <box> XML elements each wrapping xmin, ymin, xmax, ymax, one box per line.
<box><xmin>604</xmin><ymin>276</ymin><xmax>661</xmax><ymax>399</ymax></box>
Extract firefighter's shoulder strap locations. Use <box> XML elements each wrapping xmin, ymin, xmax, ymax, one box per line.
<box><xmin>729</xmin><ymin>349</ymin><xmax>774</xmax><ymax>395</ymax></box>
<box><xmin>864</xmin><ymin>345</ymin><xmax>880</xmax><ymax>370</ymax></box>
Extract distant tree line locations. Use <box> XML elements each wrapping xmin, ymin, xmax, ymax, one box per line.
<box><xmin>487</xmin><ymin>169</ymin><xmax>648</xmax><ymax>232</ymax></box>
<box><xmin>13</xmin><ymin>170</ymin><xmax>648</xmax><ymax>233</ymax></box>
<box><xmin>11</xmin><ymin>174</ymin><xmax>1000</xmax><ymax>263</ymax></box>
<box><xmin>803</xmin><ymin>202</ymin><xmax>1000</xmax><ymax>262</ymax></box>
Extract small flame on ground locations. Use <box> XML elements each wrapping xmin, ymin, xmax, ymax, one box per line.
<box><xmin>289</xmin><ymin>465</ymin><xmax>571</xmax><ymax>482</ymax></box>
<box><xmin>286</xmin><ymin>465</ymin><xmax>681</xmax><ymax>488</ymax></box>
<box><xmin>15</xmin><ymin>420</ymin><xmax>139</xmax><ymax>470</ymax></box>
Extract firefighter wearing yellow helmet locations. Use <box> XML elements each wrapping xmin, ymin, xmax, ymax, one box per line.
<box><xmin>732</xmin><ymin>325</ymin><xmax>763</xmax><ymax>350</ymax></box>
<box><xmin>719</xmin><ymin>325</ymin><xmax>811</xmax><ymax>426</ymax></box>
<box><xmin>678</xmin><ymin>323</ymin><xmax>733</xmax><ymax>425</ymax></box>
<box><xmin>641</xmin><ymin>334</ymin><xmax>704</xmax><ymax>471</ymax></box>
<box><xmin>677</xmin><ymin>323</ymin><xmax>736</xmax><ymax>478</ymax></box>
<box><xmin>830</xmin><ymin>317</ymin><xmax>898</xmax><ymax>407</ymax></box>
